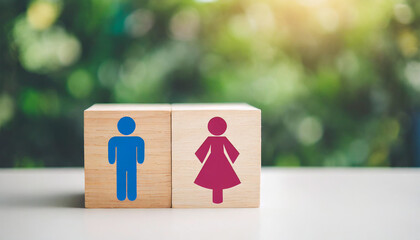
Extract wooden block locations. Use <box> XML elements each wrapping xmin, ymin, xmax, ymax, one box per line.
<box><xmin>84</xmin><ymin>104</ymin><xmax>171</xmax><ymax>208</ymax></box>
<box><xmin>172</xmin><ymin>103</ymin><xmax>261</xmax><ymax>208</ymax></box>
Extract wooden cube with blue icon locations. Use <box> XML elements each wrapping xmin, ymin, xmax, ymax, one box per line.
<box><xmin>84</xmin><ymin>104</ymin><xmax>171</xmax><ymax>208</ymax></box>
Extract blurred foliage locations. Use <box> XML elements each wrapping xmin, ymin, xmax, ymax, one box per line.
<box><xmin>1</xmin><ymin>0</ymin><xmax>419</xmax><ymax>167</ymax></box>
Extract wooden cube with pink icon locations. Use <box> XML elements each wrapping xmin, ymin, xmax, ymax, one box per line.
<box><xmin>171</xmin><ymin>104</ymin><xmax>261</xmax><ymax>208</ymax></box>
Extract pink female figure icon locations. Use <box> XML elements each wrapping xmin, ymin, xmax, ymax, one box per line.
<box><xmin>194</xmin><ymin>117</ymin><xmax>240</xmax><ymax>204</ymax></box>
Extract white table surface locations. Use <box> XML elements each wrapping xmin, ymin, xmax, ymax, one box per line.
<box><xmin>0</xmin><ymin>168</ymin><xmax>419</xmax><ymax>240</ymax></box>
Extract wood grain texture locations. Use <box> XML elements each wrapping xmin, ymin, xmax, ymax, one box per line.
<box><xmin>84</xmin><ymin>104</ymin><xmax>171</xmax><ymax>208</ymax></box>
<box><xmin>172</xmin><ymin>103</ymin><xmax>261</xmax><ymax>208</ymax></box>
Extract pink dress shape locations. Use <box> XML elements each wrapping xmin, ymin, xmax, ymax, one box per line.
<box><xmin>194</xmin><ymin>117</ymin><xmax>240</xmax><ymax>204</ymax></box>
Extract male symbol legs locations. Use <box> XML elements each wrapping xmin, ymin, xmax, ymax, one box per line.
<box><xmin>117</xmin><ymin>168</ymin><xmax>127</xmax><ymax>201</ymax></box>
<box><xmin>127</xmin><ymin>167</ymin><xmax>137</xmax><ymax>201</ymax></box>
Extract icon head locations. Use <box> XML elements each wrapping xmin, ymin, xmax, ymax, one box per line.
<box><xmin>117</xmin><ymin>116</ymin><xmax>136</xmax><ymax>135</ymax></box>
<box><xmin>208</xmin><ymin>117</ymin><xmax>227</xmax><ymax>136</ymax></box>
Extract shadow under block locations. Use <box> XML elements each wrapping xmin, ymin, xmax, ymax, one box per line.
<box><xmin>172</xmin><ymin>104</ymin><xmax>261</xmax><ymax>208</ymax></box>
<box><xmin>84</xmin><ymin>104</ymin><xmax>171</xmax><ymax>208</ymax></box>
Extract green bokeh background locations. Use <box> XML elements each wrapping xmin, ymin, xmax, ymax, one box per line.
<box><xmin>1</xmin><ymin>0</ymin><xmax>420</xmax><ymax>167</ymax></box>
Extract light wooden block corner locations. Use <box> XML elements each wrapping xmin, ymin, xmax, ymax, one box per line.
<box><xmin>84</xmin><ymin>104</ymin><xmax>172</xmax><ymax>208</ymax></box>
<box><xmin>171</xmin><ymin>103</ymin><xmax>261</xmax><ymax>208</ymax></box>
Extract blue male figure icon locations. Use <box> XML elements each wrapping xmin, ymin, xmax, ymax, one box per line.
<box><xmin>108</xmin><ymin>116</ymin><xmax>145</xmax><ymax>201</ymax></box>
